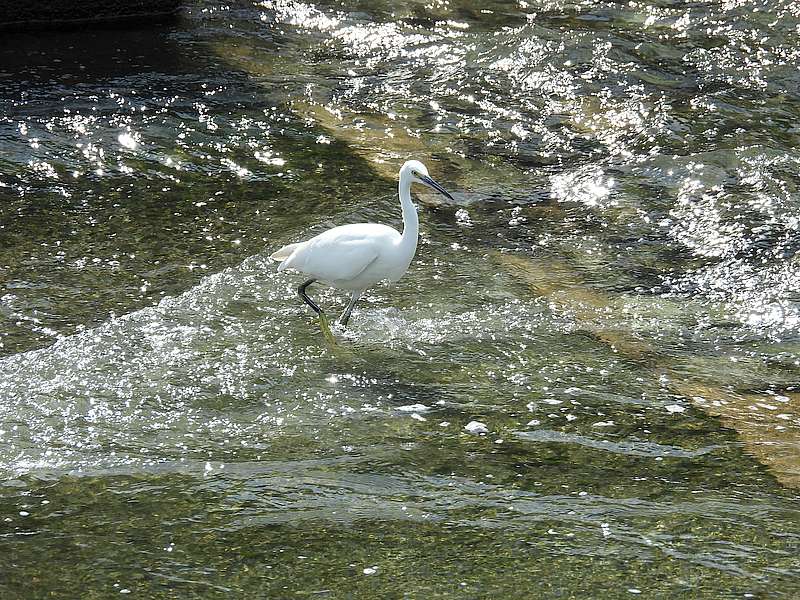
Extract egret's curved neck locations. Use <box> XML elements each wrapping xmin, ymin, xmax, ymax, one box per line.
<box><xmin>398</xmin><ymin>171</ymin><xmax>418</xmax><ymax>256</ymax></box>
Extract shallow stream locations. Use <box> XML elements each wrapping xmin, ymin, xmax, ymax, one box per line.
<box><xmin>1</xmin><ymin>1</ymin><xmax>799</xmax><ymax>597</ymax></box>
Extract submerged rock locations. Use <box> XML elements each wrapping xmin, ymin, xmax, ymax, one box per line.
<box><xmin>676</xmin><ymin>384</ymin><xmax>800</xmax><ymax>489</ymax></box>
<box><xmin>495</xmin><ymin>249</ymin><xmax>800</xmax><ymax>489</ymax></box>
<box><xmin>464</xmin><ymin>421</ymin><xmax>489</xmax><ymax>435</ymax></box>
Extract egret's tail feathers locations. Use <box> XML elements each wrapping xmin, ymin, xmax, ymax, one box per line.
<box><xmin>270</xmin><ymin>242</ymin><xmax>302</xmax><ymax>262</ymax></box>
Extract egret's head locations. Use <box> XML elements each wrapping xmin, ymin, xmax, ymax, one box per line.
<box><xmin>400</xmin><ymin>160</ymin><xmax>454</xmax><ymax>201</ymax></box>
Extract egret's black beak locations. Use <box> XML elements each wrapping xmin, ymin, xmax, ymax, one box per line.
<box><xmin>419</xmin><ymin>174</ymin><xmax>454</xmax><ymax>201</ymax></box>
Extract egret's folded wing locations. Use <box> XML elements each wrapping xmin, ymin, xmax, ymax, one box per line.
<box><xmin>287</xmin><ymin>236</ymin><xmax>380</xmax><ymax>281</ymax></box>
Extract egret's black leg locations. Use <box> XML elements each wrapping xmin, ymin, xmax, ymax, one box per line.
<box><xmin>298</xmin><ymin>279</ymin><xmax>322</xmax><ymax>315</ymax></box>
<box><xmin>338</xmin><ymin>292</ymin><xmax>361</xmax><ymax>327</ymax></box>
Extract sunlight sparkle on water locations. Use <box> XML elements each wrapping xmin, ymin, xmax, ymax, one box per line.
<box><xmin>117</xmin><ymin>132</ymin><xmax>138</xmax><ymax>150</ymax></box>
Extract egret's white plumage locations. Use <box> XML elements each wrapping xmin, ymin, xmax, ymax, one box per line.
<box><xmin>271</xmin><ymin>160</ymin><xmax>453</xmax><ymax>328</ymax></box>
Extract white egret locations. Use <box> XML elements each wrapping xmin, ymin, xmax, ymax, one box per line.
<box><xmin>270</xmin><ymin>160</ymin><xmax>454</xmax><ymax>336</ymax></box>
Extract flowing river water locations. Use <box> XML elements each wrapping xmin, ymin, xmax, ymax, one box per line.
<box><xmin>1</xmin><ymin>0</ymin><xmax>799</xmax><ymax>597</ymax></box>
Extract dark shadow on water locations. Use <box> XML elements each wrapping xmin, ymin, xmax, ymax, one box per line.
<box><xmin>0</xmin><ymin>23</ymin><xmax>195</xmax><ymax>96</ymax></box>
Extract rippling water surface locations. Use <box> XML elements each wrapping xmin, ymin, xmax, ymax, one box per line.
<box><xmin>1</xmin><ymin>1</ymin><xmax>799</xmax><ymax>597</ymax></box>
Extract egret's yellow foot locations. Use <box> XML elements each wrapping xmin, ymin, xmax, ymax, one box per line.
<box><xmin>318</xmin><ymin>312</ymin><xmax>337</xmax><ymax>347</ymax></box>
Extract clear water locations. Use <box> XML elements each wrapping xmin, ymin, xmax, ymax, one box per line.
<box><xmin>1</xmin><ymin>1</ymin><xmax>799</xmax><ymax>597</ymax></box>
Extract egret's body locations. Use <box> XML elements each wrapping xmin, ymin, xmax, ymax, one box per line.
<box><xmin>277</xmin><ymin>222</ymin><xmax>412</xmax><ymax>291</ymax></box>
<box><xmin>271</xmin><ymin>160</ymin><xmax>453</xmax><ymax>331</ymax></box>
